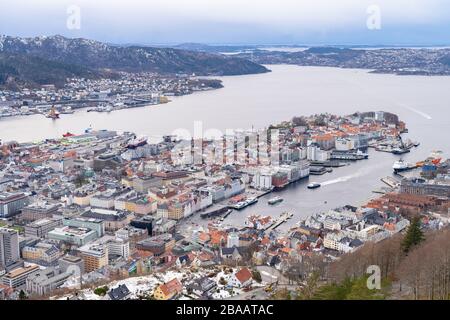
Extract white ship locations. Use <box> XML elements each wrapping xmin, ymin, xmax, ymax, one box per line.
<box><xmin>393</xmin><ymin>159</ymin><xmax>415</xmax><ymax>173</ymax></box>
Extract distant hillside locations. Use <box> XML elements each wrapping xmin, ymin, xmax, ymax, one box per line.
<box><xmin>0</xmin><ymin>52</ymin><xmax>102</xmax><ymax>88</ymax></box>
<box><xmin>235</xmin><ymin>46</ymin><xmax>450</xmax><ymax>75</ymax></box>
<box><xmin>0</xmin><ymin>35</ymin><xmax>269</xmax><ymax>88</ymax></box>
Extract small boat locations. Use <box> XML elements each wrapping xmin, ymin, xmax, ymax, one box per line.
<box><xmin>392</xmin><ymin>147</ymin><xmax>410</xmax><ymax>155</ymax></box>
<box><xmin>63</xmin><ymin>132</ymin><xmax>75</xmax><ymax>138</ymax></box>
<box><xmin>60</xmin><ymin>106</ymin><xmax>75</xmax><ymax>114</ymax></box>
<box><xmin>307</xmin><ymin>182</ymin><xmax>321</xmax><ymax>189</ymax></box>
<box><xmin>268</xmin><ymin>196</ymin><xmax>283</xmax><ymax>205</ymax></box>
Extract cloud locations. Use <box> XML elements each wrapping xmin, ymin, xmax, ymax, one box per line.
<box><xmin>0</xmin><ymin>0</ymin><xmax>449</xmax><ymax>44</ymax></box>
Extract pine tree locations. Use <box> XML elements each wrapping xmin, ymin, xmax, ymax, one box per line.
<box><xmin>19</xmin><ymin>290</ymin><xmax>27</xmax><ymax>300</ymax></box>
<box><xmin>402</xmin><ymin>216</ymin><xmax>424</xmax><ymax>254</ymax></box>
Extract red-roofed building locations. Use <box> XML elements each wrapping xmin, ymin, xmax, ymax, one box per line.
<box><xmin>154</xmin><ymin>278</ymin><xmax>183</xmax><ymax>300</ymax></box>
<box><xmin>230</xmin><ymin>267</ymin><xmax>253</xmax><ymax>288</ymax></box>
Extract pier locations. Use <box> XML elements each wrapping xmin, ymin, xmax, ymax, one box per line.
<box><xmin>380</xmin><ymin>176</ymin><xmax>400</xmax><ymax>189</ymax></box>
<box><xmin>264</xmin><ymin>212</ymin><xmax>294</xmax><ymax>232</ymax></box>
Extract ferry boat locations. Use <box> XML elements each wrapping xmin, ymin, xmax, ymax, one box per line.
<box><xmin>393</xmin><ymin>159</ymin><xmax>416</xmax><ymax>173</ymax></box>
<box><xmin>229</xmin><ymin>197</ymin><xmax>259</xmax><ymax>210</ymax></box>
<box><xmin>307</xmin><ymin>182</ymin><xmax>321</xmax><ymax>189</ymax></box>
<box><xmin>268</xmin><ymin>196</ymin><xmax>283</xmax><ymax>205</ymax></box>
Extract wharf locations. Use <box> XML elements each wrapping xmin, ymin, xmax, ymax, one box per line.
<box><xmin>264</xmin><ymin>212</ymin><xmax>293</xmax><ymax>232</ymax></box>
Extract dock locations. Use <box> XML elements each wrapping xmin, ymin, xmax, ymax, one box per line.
<box><xmin>264</xmin><ymin>212</ymin><xmax>293</xmax><ymax>232</ymax></box>
<box><xmin>380</xmin><ymin>176</ymin><xmax>400</xmax><ymax>189</ymax></box>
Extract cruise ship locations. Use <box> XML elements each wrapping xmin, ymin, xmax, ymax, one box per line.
<box><xmin>127</xmin><ymin>136</ymin><xmax>148</xmax><ymax>149</ymax></box>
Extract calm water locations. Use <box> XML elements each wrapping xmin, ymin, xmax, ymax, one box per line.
<box><xmin>1</xmin><ymin>65</ymin><xmax>449</xmax><ymax>228</ymax></box>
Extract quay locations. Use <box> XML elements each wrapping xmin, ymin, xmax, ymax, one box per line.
<box><xmin>264</xmin><ymin>212</ymin><xmax>294</xmax><ymax>232</ymax></box>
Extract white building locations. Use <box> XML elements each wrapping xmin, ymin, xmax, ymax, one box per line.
<box><xmin>227</xmin><ymin>232</ymin><xmax>239</xmax><ymax>248</ymax></box>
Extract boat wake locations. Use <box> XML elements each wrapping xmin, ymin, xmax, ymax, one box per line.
<box><xmin>321</xmin><ymin>173</ymin><xmax>361</xmax><ymax>186</ymax></box>
<box><xmin>320</xmin><ymin>161</ymin><xmax>387</xmax><ymax>186</ymax></box>
<box><xmin>398</xmin><ymin>103</ymin><xmax>432</xmax><ymax>120</ymax></box>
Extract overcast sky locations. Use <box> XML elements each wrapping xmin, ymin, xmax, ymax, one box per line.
<box><xmin>1</xmin><ymin>0</ymin><xmax>449</xmax><ymax>45</ymax></box>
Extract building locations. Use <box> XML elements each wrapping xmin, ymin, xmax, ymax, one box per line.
<box><xmin>24</xmin><ymin>217</ymin><xmax>62</xmax><ymax>238</ymax></box>
<box><xmin>89</xmin><ymin>191</ymin><xmax>118</xmax><ymax>209</ymax></box>
<box><xmin>115</xmin><ymin>227</ymin><xmax>148</xmax><ymax>253</ymax></box>
<box><xmin>90</xmin><ymin>236</ymin><xmax>130</xmax><ymax>260</ymax></box>
<box><xmin>78</xmin><ymin>243</ymin><xmax>109</xmax><ymax>273</ymax></box>
<box><xmin>154</xmin><ymin>278</ymin><xmax>183</xmax><ymax>300</ymax></box>
<box><xmin>26</xmin><ymin>267</ymin><xmax>72</xmax><ymax>295</ymax></box>
<box><xmin>307</xmin><ymin>144</ymin><xmax>329</xmax><ymax>162</ymax></box>
<box><xmin>22</xmin><ymin>242</ymin><xmax>61</xmax><ymax>266</ymax></box>
<box><xmin>0</xmin><ymin>228</ymin><xmax>20</xmax><ymax>269</ymax></box>
<box><xmin>19</xmin><ymin>202</ymin><xmax>59</xmax><ymax>222</ymax></box>
<box><xmin>136</xmin><ymin>234</ymin><xmax>175</xmax><ymax>257</ymax></box>
<box><xmin>59</xmin><ymin>254</ymin><xmax>85</xmax><ymax>275</ymax></box>
<box><xmin>324</xmin><ymin>232</ymin><xmax>344</xmax><ymax>251</ymax></box>
<box><xmin>106</xmin><ymin>284</ymin><xmax>131</xmax><ymax>300</ymax></box>
<box><xmin>400</xmin><ymin>178</ymin><xmax>450</xmax><ymax>198</ymax></box>
<box><xmin>187</xmin><ymin>276</ymin><xmax>217</xmax><ymax>297</ymax></box>
<box><xmin>62</xmin><ymin>217</ymin><xmax>105</xmax><ymax>237</ymax></box>
<box><xmin>132</xmin><ymin>176</ymin><xmax>162</xmax><ymax>193</ymax></box>
<box><xmin>129</xmin><ymin>216</ymin><xmax>154</xmax><ymax>235</ymax></box>
<box><xmin>229</xmin><ymin>267</ymin><xmax>253</xmax><ymax>288</ymax></box>
<box><xmin>1</xmin><ymin>265</ymin><xmax>40</xmax><ymax>288</ymax></box>
<box><xmin>81</xmin><ymin>208</ymin><xmax>133</xmax><ymax>232</ymax></box>
<box><xmin>335</xmin><ymin>138</ymin><xmax>355</xmax><ymax>151</ymax></box>
<box><xmin>227</xmin><ymin>232</ymin><xmax>239</xmax><ymax>248</ymax></box>
<box><xmin>47</xmin><ymin>225</ymin><xmax>99</xmax><ymax>246</ymax></box>
<box><xmin>313</xmin><ymin>134</ymin><xmax>335</xmax><ymax>151</ymax></box>
<box><xmin>0</xmin><ymin>192</ymin><xmax>29</xmax><ymax>218</ymax></box>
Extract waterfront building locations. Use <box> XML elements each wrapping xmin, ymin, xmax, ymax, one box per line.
<box><xmin>307</xmin><ymin>144</ymin><xmax>329</xmax><ymax>162</ymax></box>
<box><xmin>335</xmin><ymin>138</ymin><xmax>355</xmax><ymax>151</ymax></box>
<box><xmin>400</xmin><ymin>178</ymin><xmax>450</xmax><ymax>198</ymax></box>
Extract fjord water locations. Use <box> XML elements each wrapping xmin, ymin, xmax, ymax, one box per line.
<box><xmin>1</xmin><ymin>65</ymin><xmax>449</xmax><ymax>227</ymax></box>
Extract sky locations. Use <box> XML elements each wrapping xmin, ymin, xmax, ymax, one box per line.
<box><xmin>1</xmin><ymin>0</ymin><xmax>450</xmax><ymax>45</ymax></box>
